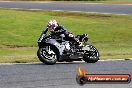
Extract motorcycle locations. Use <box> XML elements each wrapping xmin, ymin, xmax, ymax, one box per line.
<box><xmin>37</xmin><ymin>31</ymin><xmax>99</xmax><ymax>65</ymax></box>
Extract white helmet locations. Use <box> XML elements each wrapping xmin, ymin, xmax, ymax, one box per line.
<box><xmin>47</xmin><ymin>20</ymin><xmax>58</xmax><ymax>32</ymax></box>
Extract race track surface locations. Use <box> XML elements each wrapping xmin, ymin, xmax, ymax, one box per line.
<box><xmin>0</xmin><ymin>60</ymin><xmax>132</xmax><ymax>88</ymax></box>
<box><xmin>0</xmin><ymin>1</ymin><xmax>132</xmax><ymax>14</ymax></box>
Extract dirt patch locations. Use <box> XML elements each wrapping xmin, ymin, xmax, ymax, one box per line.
<box><xmin>108</xmin><ymin>2</ymin><xmax>132</xmax><ymax>4</ymax></box>
<box><xmin>52</xmin><ymin>12</ymin><xmax>112</xmax><ymax>19</ymax></box>
<box><xmin>3</xmin><ymin>8</ymin><xmax>113</xmax><ymax>19</ymax></box>
<box><xmin>0</xmin><ymin>44</ymin><xmax>37</xmax><ymax>48</ymax></box>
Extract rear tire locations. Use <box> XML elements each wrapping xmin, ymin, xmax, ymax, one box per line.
<box><xmin>83</xmin><ymin>45</ymin><xmax>99</xmax><ymax>63</ymax></box>
<box><xmin>37</xmin><ymin>45</ymin><xmax>58</xmax><ymax>65</ymax></box>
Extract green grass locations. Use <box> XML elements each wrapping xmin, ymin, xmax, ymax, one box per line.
<box><xmin>104</xmin><ymin>0</ymin><xmax>132</xmax><ymax>2</ymax></box>
<box><xmin>96</xmin><ymin>0</ymin><xmax>132</xmax><ymax>3</ymax></box>
<box><xmin>0</xmin><ymin>8</ymin><xmax>132</xmax><ymax>63</ymax></box>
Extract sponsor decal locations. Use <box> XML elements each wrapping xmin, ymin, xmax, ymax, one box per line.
<box><xmin>76</xmin><ymin>66</ymin><xmax>131</xmax><ymax>85</ymax></box>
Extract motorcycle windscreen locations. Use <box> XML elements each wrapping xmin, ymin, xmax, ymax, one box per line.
<box><xmin>38</xmin><ymin>33</ymin><xmax>46</xmax><ymax>43</ymax></box>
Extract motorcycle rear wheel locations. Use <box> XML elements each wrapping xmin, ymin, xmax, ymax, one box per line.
<box><xmin>83</xmin><ymin>45</ymin><xmax>99</xmax><ymax>63</ymax></box>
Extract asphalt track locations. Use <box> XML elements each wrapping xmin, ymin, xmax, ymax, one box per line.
<box><xmin>0</xmin><ymin>1</ymin><xmax>132</xmax><ymax>14</ymax></box>
<box><xmin>0</xmin><ymin>60</ymin><xmax>132</xmax><ymax>88</ymax></box>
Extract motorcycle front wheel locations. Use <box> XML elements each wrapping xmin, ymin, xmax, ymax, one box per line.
<box><xmin>37</xmin><ymin>45</ymin><xmax>58</xmax><ymax>65</ymax></box>
<box><xmin>83</xmin><ymin>45</ymin><xmax>99</xmax><ymax>63</ymax></box>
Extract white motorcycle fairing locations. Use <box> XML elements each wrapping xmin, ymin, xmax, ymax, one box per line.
<box><xmin>45</xmin><ymin>39</ymin><xmax>66</xmax><ymax>55</ymax></box>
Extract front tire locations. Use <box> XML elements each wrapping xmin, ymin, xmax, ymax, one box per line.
<box><xmin>37</xmin><ymin>45</ymin><xmax>58</xmax><ymax>65</ymax></box>
<box><xmin>83</xmin><ymin>45</ymin><xmax>99</xmax><ymax>63</ymax></box>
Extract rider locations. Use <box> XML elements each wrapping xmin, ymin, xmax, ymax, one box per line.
<box><xmin>42</xmin><ymin>20</ymin><xmax>83</xmax><ymax>47</ymax></box>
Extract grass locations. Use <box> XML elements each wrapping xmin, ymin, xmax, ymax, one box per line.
<box><xmin>0</xmin><ymin>8</ymin><xmax>132</xmax><ymax>63</ymax></box>
<box><xmin>103</xmin><ymin>0</ymin><xmax>132</xmax><ymax>2</ymax></box>
<box><xmin>95</xmin><ymin>0</ymin><xmax>132</xmax><ymax>3</ymax></box>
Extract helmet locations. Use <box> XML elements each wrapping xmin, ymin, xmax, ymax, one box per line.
<box><xmin>47</xmin><ymin>20</ymin><xmax>58</xmax><ymax>32</ymax></box>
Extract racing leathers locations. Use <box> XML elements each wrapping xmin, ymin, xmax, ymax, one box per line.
<box><xmin>42</xmin><ymin>25</ymin><xmax>80</xmax><ymax>45</ymax></box>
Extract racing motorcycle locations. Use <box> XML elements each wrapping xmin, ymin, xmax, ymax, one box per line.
<box><xmin>37</xmin><ymin>32</ymin><xmax>99</xmax><ymax>65</ymax></box>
